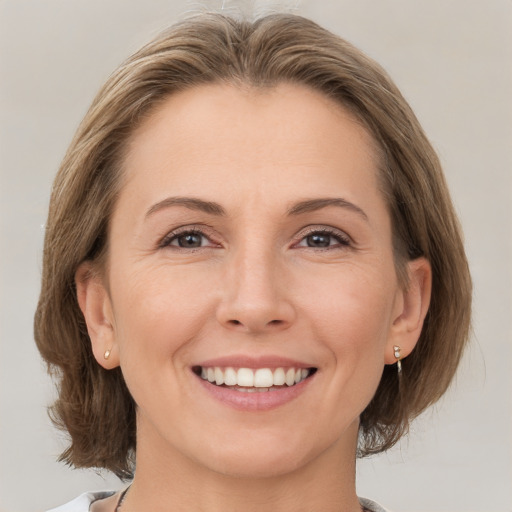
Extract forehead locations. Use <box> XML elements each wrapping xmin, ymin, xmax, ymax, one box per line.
<box><xmin>119</xmin><ymin>82</ymin><xmax>382</xmax><ymax>211</ymax></box>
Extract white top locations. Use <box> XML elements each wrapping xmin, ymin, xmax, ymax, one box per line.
<box><xmin>47</xmin><ymin>491</ymin><xmax>390</xmax><ymax>512</ymax></box>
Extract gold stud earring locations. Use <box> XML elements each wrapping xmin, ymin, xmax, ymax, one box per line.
<box><xmin>104</xmin><ymin>349</ymin><xmax>111</xmax><ymax>360</ymax></box>
<box><xmin>393</xmin><ymin>345</ymin><xmax>402</xmax><ymax>373</ymax></box>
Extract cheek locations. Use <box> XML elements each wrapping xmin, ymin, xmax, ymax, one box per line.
<box><xmin>111</xmin><ymin>265</ymin><xmax>215</xmax><ymax>364</ymax></box>
<box><xmin>109</xmin><ymin>265</ymin><xmax>217</xmax><ymax>417</ymax></box>
<box><xmin>303</xmin><ymin>263</ymin><xmax>396</xmax><ymax>345</ymax></box>
<box><xmin>301</xmin><ymin>265</ymin><xmax>396</xmax><ymax>396</ymax></box>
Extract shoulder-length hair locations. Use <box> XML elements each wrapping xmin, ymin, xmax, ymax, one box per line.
<box><xmin>34</xmin><ymin>13</ymin><xmax>472</xmax><ymax>479</ymax></box>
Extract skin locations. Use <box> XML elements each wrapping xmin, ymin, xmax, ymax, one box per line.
<box><xmin>77</xmin><ymin>83</ymin><xmax>431</xmax><ymax>512</ymax></box>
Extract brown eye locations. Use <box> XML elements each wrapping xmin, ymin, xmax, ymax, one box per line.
<box><xmin>306</xmin><ymin>233</ymin><xmax>332</xmax><ymax>248</ymax></box>
<box><xmin>175</xmin><ymin>232</ymin><xmax>204</xmax><ymax>248</ymax></box>
<box><xmin>160</xmin><ymin>229</ymin><xmax>214</xmax><ymax>249</ymax></box>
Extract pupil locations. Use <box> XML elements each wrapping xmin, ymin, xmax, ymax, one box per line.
<box><xmin>307</xmin><ymin>234</ymin><xmax>330</xmax><ymax>247</ymax></box>
<box><xmin>179</xmin><ymin>233</ymin><xmax>202</xmax><ymax>247</ymax></box>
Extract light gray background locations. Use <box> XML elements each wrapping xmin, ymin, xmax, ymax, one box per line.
<box><xmin>1</xmin><ymin>1</ymin><xmax>511</xmax><ymax>511</ymax></box>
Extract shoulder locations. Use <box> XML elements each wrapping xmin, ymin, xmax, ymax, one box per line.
<box><xmin>46</xmin><ymin>491</ymin><xmax>116</xmax><ymax>512</ymax></box>
<box><xmin>360</xmin><ymin>497</ymin><xmax>393</xmax><ymax>512</ymax></box>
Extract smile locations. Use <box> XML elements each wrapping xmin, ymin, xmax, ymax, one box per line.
<box><xmin>194</xmin><ymin>366</ymin><xmax>316</xmax><ymax>392</ymax></box>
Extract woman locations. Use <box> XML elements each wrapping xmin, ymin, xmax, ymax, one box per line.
<box><xmin>34</xmin><ymin>12</ymin><xmax>471</xmax><ymax>512</ymax></box>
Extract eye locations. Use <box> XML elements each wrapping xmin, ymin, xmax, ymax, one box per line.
<box><xmin>295</xmin><ymin>228</ymin><xmax>351</xmax><ymax>249</ymax></box>
<box><xmin>172</xmin><ymin>232</ymin><xmax>206</xmax><ymax>248</ymax></box>
<box><xmin>160</xmin><ymin>228</ymin><xmax>218</xmax><ymax>249</ymax></box>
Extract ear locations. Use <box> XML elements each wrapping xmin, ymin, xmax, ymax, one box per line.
<box><xmin>75</xmin><ymin>262</ymin><xmax>120</xmax><ymax>370</ymax></box>
<box><xmin>385</xmin><ymin>257</ymin><xmax>432</xmax><ymax>364</ymax></box>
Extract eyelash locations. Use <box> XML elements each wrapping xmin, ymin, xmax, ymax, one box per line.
<box><xmin>159</xmin><ymin>225</ymin><xmax>352</xmax><ymax>252</ymax></box>
<box><xmin>293</xmin><ymin>227</ymin><xmax>351</xmax><ymax>250</ymax></box>
<box><xmin>159</xmin><ymin>227</ymin><xmax>218</xmax><ymax>250</ymax></box>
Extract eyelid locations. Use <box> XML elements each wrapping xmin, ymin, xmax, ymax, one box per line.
<box><xmin>157</xmin><ymin>224</ymin><xmax>352</xmax><ymax>250</ymax></box>
<box><xmin>292</xmin><ymin>225</ymin><xmax>353</xmax><ymax>248</ymax></box>
<box><xmin>158</xmin><ymin>224</ymin><xmax>220</xmax><ymax>249</ymax></box>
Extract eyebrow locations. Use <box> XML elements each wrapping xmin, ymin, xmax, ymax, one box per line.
<box><xmin>145</xmin><ymin>196</ymin><xmax>368</xmax><ymax>221</ymax></box>
<box><xmin>287</xmin><ymin>198</ymin><xmax>368</xmax><ymax>220</ymax></box>
<box><xmin>145</xmin><ymin>197</ymin><xmax>226</xmax><ymax>218</ymax></box>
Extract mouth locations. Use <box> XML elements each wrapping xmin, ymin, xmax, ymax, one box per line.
<box><xmin>192</xmin><ymin>365</ymin><xmax>317</xmax><ymax>393</ymax></box>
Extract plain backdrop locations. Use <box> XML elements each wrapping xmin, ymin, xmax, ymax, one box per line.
<box><xmin>0</xmin><ymin>1</ymin><xmax>511</xmax><ymax>511</ymax></box>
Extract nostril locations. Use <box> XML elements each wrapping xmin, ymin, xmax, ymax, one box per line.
<box><xmin>228</xmin><ymin>319</ymin><xmax>283</xmax><ymax>327</ymax></box>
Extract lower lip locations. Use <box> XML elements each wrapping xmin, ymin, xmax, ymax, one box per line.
<box><xmin>194</xmin><ymin>373</ymin><xmax>315</xmax><ymax>411</ymax></box>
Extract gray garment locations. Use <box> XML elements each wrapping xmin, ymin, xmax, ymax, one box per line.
<box><xmin>47</xmin><ymin>491</ymin><xmax>391</xmax><ymax>512</ymax></box>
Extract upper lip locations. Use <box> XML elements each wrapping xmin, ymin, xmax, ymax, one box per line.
<box><xmin>195</xmin><ymin>355</ymin><xmax>316</xmax><ymax>369</ymax></box>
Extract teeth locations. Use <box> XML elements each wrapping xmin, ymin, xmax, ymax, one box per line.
<box><xmin>198</xmin><ymin>366</ymin><xmax>313</xmax><ymax>389</ymax></box>
<box><xmin>224</xmin><ymin>367</ymin><xmax>237</xmax><ymax>386</ymax></box>
<box><xmin>285</xmin><ymin>368</ymin><xmax>295</xmax><ymax>386</ymax></box>
<box><xmin>273</xmin><ymin>368</ymin><xmax>286</xmax><ymax>385</ymax></box>
<box><xmin>237</xmin><ymin>368</ymin><xmax>254</xmax><ymax>387</ymax></box>
<box><xmin>214</xmin><ymin>367</ymin><xmax>224</xmax><ymax>385</ymax></box>
<box><xmin>254</xmin><ymin>368</ymin><xmax>273</xmax><ymax>387</ymax></box>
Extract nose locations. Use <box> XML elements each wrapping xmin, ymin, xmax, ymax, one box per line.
<box><xmin>216</xmin><ymin>246</ymin><xmax>296</xmax><ymax>334</ymax></box>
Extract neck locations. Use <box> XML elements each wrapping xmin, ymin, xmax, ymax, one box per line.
<box><xmin>122</xmin><ymin>420</ymin><xmax>362</xmax><ymax>512</ymax></box>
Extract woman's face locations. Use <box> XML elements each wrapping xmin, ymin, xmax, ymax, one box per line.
<box><xmin>85</xmin><ymin>83</ymin><xmax>418</xmax><ymax>477</ymax></box>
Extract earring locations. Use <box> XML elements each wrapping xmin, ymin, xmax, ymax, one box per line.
<box><xmin>393</xmin><ymin>345</ymin><xmax>402</xmax><ymax>373</ymax></box>
<box><xmin>104</xmin><ymin>349</ymin><xmax>111</xmax><ymax>360</ymax></box>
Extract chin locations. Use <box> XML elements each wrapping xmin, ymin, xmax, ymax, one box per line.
<box><xmin>188</xmin><ymin>426</ymin><xmax>332</xmax><ymax>479</ymax></box>
<box><xmin>207</xmin><ymin>449</ymin><xmax>312</xmax><ymax>479</ymax></box>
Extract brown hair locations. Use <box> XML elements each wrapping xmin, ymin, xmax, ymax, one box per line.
<box><xmin>34</xmin><ymin>13</ymin><xmax>472</xmax><ymax>479</ymax></box>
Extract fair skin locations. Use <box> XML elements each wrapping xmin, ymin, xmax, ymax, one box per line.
<box><xmin>77</xmin><ymin>83</ymin><xmax>431</xmax><ymax>512</ymax></box>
